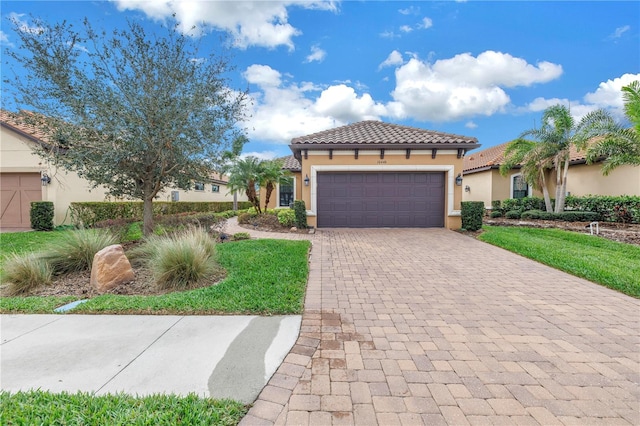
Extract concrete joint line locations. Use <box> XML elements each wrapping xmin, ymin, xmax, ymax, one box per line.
<box><xmin>96</xmin><ymin>316</ymin><xmax>185</xmax><ymax>393</ymax></box>
<box><xmin>1</xmin><ymin>317</ymin><xmax>63</xmax><ymax>345</ymax></box>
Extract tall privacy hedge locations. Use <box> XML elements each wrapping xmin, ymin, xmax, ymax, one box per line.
<box><xmin>30</xmin><ymin>201</ymin><xmax>54</xmax><ymax>231</ymax></box>
<box><xmin>70</xmin><ymin>201</ymin><xmax>252</xmax><ymax>227</ymax></box>
<box><xmin>461</xmin><ymin>201</ymin><xmax>484</xmax><ymax>231</ymax></box>
<box><xmin>491</xmin><ymin>195</ymin><xmax>640</xmax><ymax>224</ymax></box>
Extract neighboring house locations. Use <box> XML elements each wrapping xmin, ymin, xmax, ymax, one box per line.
<box><xmin>462</xmin><ymin>142</ymin><xmax>640</xmax><ymax>208</ymax></box>
<box><xmin>261</xmin><ymin>121</ymin><xmax>479</xmax><ymax>229</ymax></box>
<box><xmin>0</xmin><ymin>110</ymin><xmax>245</xmax><ymax>230</ymax></box>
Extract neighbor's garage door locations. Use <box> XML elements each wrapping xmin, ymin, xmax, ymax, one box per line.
<box><xmin>317</xmin><ymin>172</ymin><xmax>444</xmax><ymax>228</ymax></box>
<box><xmin>0</xmin><ymin>173</ymin><xmax>42</xmax><ymax>229</ymax></box>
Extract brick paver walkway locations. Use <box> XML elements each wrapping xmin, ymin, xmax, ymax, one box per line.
<box><xmin>237</xmin><ymin>224</ymin><xmax>639</xmax><ymax>425</ymax></box>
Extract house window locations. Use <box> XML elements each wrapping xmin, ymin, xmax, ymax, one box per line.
<box><xmin>279</xmin><ymin>177</ymin><xmax>294</xmax><ymax>207</ymax></box>
<box><xmin>212</xmin><ymin>184</ymin><xmax>220</xmax><ymax>193</ymax></box>
<box><xmin>194</xmin><ymin>182</ymin><xmax>205</xmax><ymax>191</ymax></box>
<box><xmin>512</xmin><ymin>174</ymin><xmax>528</xmax><ymax>199</ymax></box>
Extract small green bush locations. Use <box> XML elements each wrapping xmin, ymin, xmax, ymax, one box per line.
<box><xmin>491</xmin><ymin>200</ymin><xmax>502</xmax><ymax>212</ymax></box>
<box><xmin>237</xmin><ymin>212</ymin><xmax>253</xmax><ymax>224</ymax></box>
<box><xmin>293</xmin><ymin>200</ymin><xmax>307</xmax><ymax>229</ymax></box>
<box><xmin>277</xmin><ymin>209</ymin><xmax>296</xmax><ymax>227</ymax></box>
<box><xmin>521</xmin><ymin>210</ymin><xmax>553</xmax><ymax>220</ymax></box>
<box><xmin>141</xmin><ymin>227</ymin><xmax>218</xmax><ymax>290</ymax></box>
<box><xmin>490</xmin><ymin>211</ymin><xmax>503</xmax><ymax>218</ymax></box>
<box><xmin>505</xmin><ymin>210</ymin><xmax>522</xmax><ymax>219</ymax></box>
<box><xmin>564</xmin><ymin>195</ymin><xmax>639</xmax><ymax>223</ymax></box>
<box><xmin>42</xmin><ymin>229</ymin><xmax>117</xmax><ymax>274</ymax></box>
<box><xmin>3</xmin><ymin>253</ymin><xmax>52</xmax><ymax>295</ymax></box>
<box><xmin>30</xmin><ymin>201</ymin><xmax>54</xmax><ymax>231</ymax></box>
<box><xmin>461</xmin><ymin>201</ymin><xmax>484</xmax><ymax>231</ymax></box>
<box><xmin>233</xmin><ymin>232</ymin><xmax>251</xmax><ymax>241</ymax></box>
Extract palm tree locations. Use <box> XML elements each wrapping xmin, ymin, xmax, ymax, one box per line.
<box><xmin>260</xmin><ymin>159</ymin><xmax>288</xmax><ymax>211</ymax></box>
<box><xmin>225</xmin><ymin>156</ymin><xmax>264</xmax><ymax>213</ymax></box>
<box><xmin>519</xmin><ymin>105</ymin><xmax>614</xmax><ymax>213</ymax></box>
<box><xmin>584</xmin><ymin>81</ymin><xmax>640</xmax><ymax>175</ymax></box>
<box><xmin>500</xmin><ymin>139</ymin><xmax>555</xmax><ymax>212</ymax></box>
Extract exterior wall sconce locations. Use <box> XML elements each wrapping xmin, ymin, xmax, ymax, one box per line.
<box><xmin>464</xmin><ymin>185</ymin><xmax>471</xmax><ymax>192</ymax></box>
<box><xmin>41</xmin><ymin>172</ymin><xmax>51</xmax><ymax>186</ymax></box>
<box><xmin>455</xmin><ymin>173</ymin><xmax>463</xmax><ymax>186</ymax></box>
<box><xmin>304</xmin><ymin>174</ymin><xmax>310</xmax><ymax>186</ymax></box>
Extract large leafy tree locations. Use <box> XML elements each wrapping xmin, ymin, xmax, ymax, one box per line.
<box><xmin>518</xmin><ymin>105</ymin><xmax>615</xmax><ymax>213</ymax></box>
<box><xmin>4</xmin><ymin>17</ymin><xmax>247</xmax><ymax>235</ymax></box>
<box><xmin>584</xmin><ymin>81</ymin><xmax>640</xmax><ymax>175</ymax></box>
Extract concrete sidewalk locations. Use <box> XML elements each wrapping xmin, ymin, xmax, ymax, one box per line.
<box><xmin>1</xmin><ymin>314</ymin><xmax>301</xmax><ymax>403</ymax></box>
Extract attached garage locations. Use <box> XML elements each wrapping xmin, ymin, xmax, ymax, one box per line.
<box><xmin>317</xmin><ymin>172</ymin><xmax>445</xmax><ymax>227</ymax></box>
<box><xmin>0</xmin><ymin>173</ymin><xmax>42</xmax><ymax>229</ymax></box>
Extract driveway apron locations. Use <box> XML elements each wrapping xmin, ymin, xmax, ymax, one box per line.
<box><xmin>242</xmin><ymin>228</ymin><xmax>640</xmax><ymax>425</ymax></box>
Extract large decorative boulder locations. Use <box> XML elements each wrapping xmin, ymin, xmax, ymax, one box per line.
<box><xmin>90</xmin><ymin>244</ymin><xmax>135</xmax><ymax>293</ymax></box>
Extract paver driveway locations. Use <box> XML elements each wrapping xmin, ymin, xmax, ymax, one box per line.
<box><xmin>241</xmin><ymin>227</ymin><xmax>639</xmax><ymax>425</ymax></box>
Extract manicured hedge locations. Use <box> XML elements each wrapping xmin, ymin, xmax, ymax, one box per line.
<box><xmin>520</xmin><ymin>210</ymin><xmax>600</xmax><ymax>222</ymax></box>
<box><xmin>30</xmin><ymin>201</ymin><xmax>54</xmax><ymax>231</ymax></box>
<box><xmin>493</xmin><ymin>195</ymin><xmax>640</xmax><ymax>224</ymax></box>
<box><xmin>70</xmin><ymin>201</ymin><xmax>252</xmax><ymax>227</ymax></box>
<box><xmin>293</xmin><ymin>200</ymin><xmax>307</xmax><ymax>229</ymax></box>
<box><xmin>461</xmin><ymin>201</ymin><xmax>484</xmax><ymax>231</ymax></box>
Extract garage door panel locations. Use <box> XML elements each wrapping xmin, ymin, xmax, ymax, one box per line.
<box><xmin>0</xmin><ymin>173</ymin><xmax>42</xmax><ymax>229</ymax></box>
<box><xmin>317</xmin><ymin>172</ymin><xmax>445</xmax><ymax>228</ymax></box>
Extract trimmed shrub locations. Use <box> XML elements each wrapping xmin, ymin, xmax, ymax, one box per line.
<box><xmin>42</xmin><ymin>229</ymin><xmax>118</xmax><ymax>274</ymax></box>
<box><xmin>565</xmin><ymin>195</ymin><xmax>640</xmax><ymax>223</ymax></box>
<box><xmin>233</xmin><ymin>232</ymin><xmax>251</xmax><ymax>241</ymax></box>
<box><xmin>277</xmin><ymin>209</ymin><xmax>296</xmax><ymax>227</ymax></box>
<box><xmin>490</xmin><ymin>211</ymin><xmax>503</xmax><ymax>218</ymax></box>
<box><xmin>293</xmin><ymin>200</ymin><xmax>307</xmax><ymax>229</ymax></box>
<box><xmin>461</xmin><ymin>201</ymin><xmax>484</xmax><ymax>231</ymax></box>
<box><xmin>521</xmin><ymin>210</ymin><xmax>553</xmax><ymax>220</ymax></box>
<box><xmin>3</xmin><ymin>253</ymin><xmax>52</xmax><ymax>295</ymax></box>
<box><xmin>501</xmin><ymin>197</ymin><xmax>547</xmax><ymax>215</ymax></box>
<box><xmin>491</xmin><ymin>200</ymin><xmax>502</xmax><ymax>212</ymax></box>
<box><xmin>505</xmin><ymin>210</ymin><xmax>522</xmax><ymax>219</ymax></box>
<box><xmin>69</xmin><ymin>201</ymin><xmax>252</xmax><ymax>227</ymax></box>
<box><xmin>237</xmin><ymin>213</ymin><xmax>252</xmax><ymax>224</ymax></box>
<box><xmin>30</xmin><ymin>201</ymin><xmax>54</xmax><ymax>231</ymax></box>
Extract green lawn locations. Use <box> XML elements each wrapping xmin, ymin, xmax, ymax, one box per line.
<box><xmin>0</xmin><ymin>230</ymin><xmax>68</xmax><ymax>270</ymax></box>
<box><xmin>478</xmin><ymin>226</ymin><xmax>640</xmax><ymax>298</ymax></box>
<box><xmin>0</xmin><ymin>390</ymin><xmax>247</xmax><ymax>426</ymax></box>
<box><xmin>0</xmin><ymin>235</ymin><xmax>311</xmax><ymax>315</ymax></box>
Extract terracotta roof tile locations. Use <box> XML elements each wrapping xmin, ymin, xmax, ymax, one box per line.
<box><xmin>290</xmin><ymin>120</ymin><xmax>478</xmax><ymax>146</ymax></box>
<box><xmin>0</xmin><ymin>109</ymin><xmax>51</xmax><ymax>144</ymax></box>
<box><xmin>279</xmin><ymin>155</ymin><xmax>301</xmax><ymax>171</ymax></box>
<box><xmin>464</xmin><ymin>141</ymin><xmax>590</xmax><ymax>173</ymax></box>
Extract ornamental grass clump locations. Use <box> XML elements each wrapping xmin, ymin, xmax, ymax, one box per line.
<box><xmin>140</xmin><ymin>227</ymin><xmax>219</xmax><ymax>290</ymax></box>
<box><xmin>42</xmin><ymin>229</ymin><xmax>117</xmax><ymax>274</ymax></box>
<box><xmin>3</xmin><ymin>253</ymin><xmax>52</xmax><ymax>296</ymax></box>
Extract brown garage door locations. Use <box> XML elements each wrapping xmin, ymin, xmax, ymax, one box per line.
<box><xmin>0</xmin><ymin>173</ymin><xmax>42</xmax><ymax>229</ymax></box>
<box><xmin>317</xmin><ymin>172</ymin><xmax>445</xmax><ymax>228</ymax></box>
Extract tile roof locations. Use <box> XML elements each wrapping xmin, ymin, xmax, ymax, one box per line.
<box><xmin>290</xmin><ymin>120</ymin><xmax>478</xmax><ymax>146</ymax></box>
<box><xmin>280</xmin><ymin>155</ymin><xmax>301</xmax><ymax>171</ymax></box>
<box><xmin>464</xmin><ymin>141</ymin><xmax>590</xmax><ymax>173</ymax></box>
<box><xmin>0</xmin><ymin>109</ymin><xmax>51</xmax><ymax>144</ymax></box>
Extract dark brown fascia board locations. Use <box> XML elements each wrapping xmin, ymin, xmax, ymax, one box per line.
<box><xmin>290</xmin><ymin>142</ymin><xmax>481</xmax><ymax>160</ymax></box>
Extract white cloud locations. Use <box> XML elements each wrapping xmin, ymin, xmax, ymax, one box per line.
<box><xmin>465</xmin><ymin>121</ymin><xmax>478</xmax><ymax>129</ymax></box>
<box><xmin>399</xmin><ymin>25</ymin><xmax>413</xmax><ymax>33</ymax></box>
<box><xmin>420</xmin><ymin>17</ymin><xmax>433</xmax><ymax>29</ymax></box>
<box><xmin>608</xmin><ymin>25</ymin><xmax>630</xmax><ymax>40</ymax></box>
<box><xmin>525</xmin><ymin>73</ymin><xmax>640</xmax><ymax>121</ymax></box>
<box><xmin>313</xmin><ymin>85</ymin><xmax>387</xmax><ymax>123</ymax></box>
<box><xmin>379</xmin><ymin>30</ymin><xmax>399</xmax><ymax>39</ymax></box>
<box><xmin>305</xmin><ymin>45</ymin><xmax>326</xmax><ymax>63</ymax></box>
<box><xmin>398</xmin><ymin>6</ymin><xmax>419</xmax><ymax>15</ymax></box>
<box><xmin>0</xmin><ymin>30</ymin><xmax>14</xmax><ymax>47</ymax></box>
<box><xmin>240</xmin><ymin>151</ymin><xmax>278</xmax><ymax>160</ymax></box>
<box><xmin>244</xmin><ymin>64</ymin><xmax>283</xmax><ymax>87</ymax></box>
<box><xmin>113</xmin><ymin>0</ymin><xmax>337</xmax><ymax>50</ymax></box>
<box><xmin>379</xmin><ymin>50</ymin><xmax>404</xmax><ymax>69</ymax></box>
<box><xmin>8</xmin><ymin>12</ymin><xmax>44</xmax><ymax>34</ymax></box>
<box><xmin>390</xmin><ymin>51</ymin><xmax>563</xmax><ymax>121</ymax></box>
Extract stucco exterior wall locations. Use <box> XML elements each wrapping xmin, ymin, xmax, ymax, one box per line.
<box><xmin>1</xmin><ymin>125</ymin><xmax>245</xmax><ymax>226</ymax></box>
<box><xmin>552</xmin><ymin>163</ymin><xmax>639</xmax><ymax>197</ymax></box>
<box><xmin>289</xmin><ymin>149</ymin><xmax>464</xmax><ymax>229</ymax></box>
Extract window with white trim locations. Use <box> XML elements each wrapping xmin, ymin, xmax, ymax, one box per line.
<box><xmin>212</xmin><ymin>184</ymin><xmax>220</xmax><ymax>192</ymax></box>
<box><xmin>194</xmin><ymin>182</ymin><xmax>205</xmax><ymax>191</ymax></box>
<box><xmin>512</xmin><ymin>174</ymin><xmax>529</xmax><ymax>199</ymax></box>
<box><xmin>279</xmin><ymin>177</ymin><xmax>294</xmax><ymax>207</ymax></box>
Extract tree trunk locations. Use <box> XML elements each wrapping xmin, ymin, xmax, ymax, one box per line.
<box><xmin>246</xmin><ymin>179</ymin><xmax>261</xmax><ymax>213</ymax></box>
<box><xmin>143</xmin><ymin>195</ymin><xmax>154</xmax><ymax>236</ymax></box>
<box><xmin>555</xmin><ymin>157</ymin><xmax>570</xmax><ymax>213</ymax></box>
<box><xmin>264</xmin><ymin>182</ymin><xmax>274</xmax><ymax>211</ymax></box>
<box><xmin>554</xmin><ymin>155</ymin><xmax>563</xmax><ymax>213</ymax></box>
<box><xmin>540</xmin><ymin>169</ymin><xmax>553</xmax><ymax>212</ymax></box>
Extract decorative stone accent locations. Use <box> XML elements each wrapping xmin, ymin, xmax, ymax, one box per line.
<box><xmin>90</xmin><ymin>244</ymin><xmax>135</xmax><ymax>293</ymax></box>
<box><xmin>290</xmin><ymin>227</ymin><xmax>298</xmax><ymax>232</ymax></box>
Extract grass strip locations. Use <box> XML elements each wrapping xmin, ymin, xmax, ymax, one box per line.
<box><xmin>1</xmin><ymin>239</ymin><xmax>311</xmax><ymax>315</ymax></box>
<box><xmin>478</xmin><ymin>226</ymin><xmax>640</xmax><ymax>298</ymax></box>
<box><xmin>0</xmin><ymin>390</ymin><xmax>247</xmax><ymax>426</ymax></box>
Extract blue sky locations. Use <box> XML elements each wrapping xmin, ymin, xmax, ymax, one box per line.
<box><xmin>2</xmin><ymin>1</ymin><xmax>639</xmax><ymax>159</ymax></box>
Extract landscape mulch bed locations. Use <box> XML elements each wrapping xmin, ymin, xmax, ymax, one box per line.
<box><xmin>482</xmin><ymin>218</ymin><xmax>640</xmax><ymax>246</ymax></box>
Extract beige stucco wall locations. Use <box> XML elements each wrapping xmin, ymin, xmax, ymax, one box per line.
<box><xmin>551</xmin><ymin>163</ymin><xmax>639</xmax><ymax>197</ymax></box>
<box><xmin>261</xmin><ymin>172</ymin><xmax>302</xmax><ymax>211</ymax></box>
<box><xmin>1</xmin><ymin>126</ymin><xmax>245</xmax><ymax>226</ymax></box>
<box><xmin>282</xmin><ymin>149</ymin><xmax>465</xmax><ymax>229</ymax></box>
